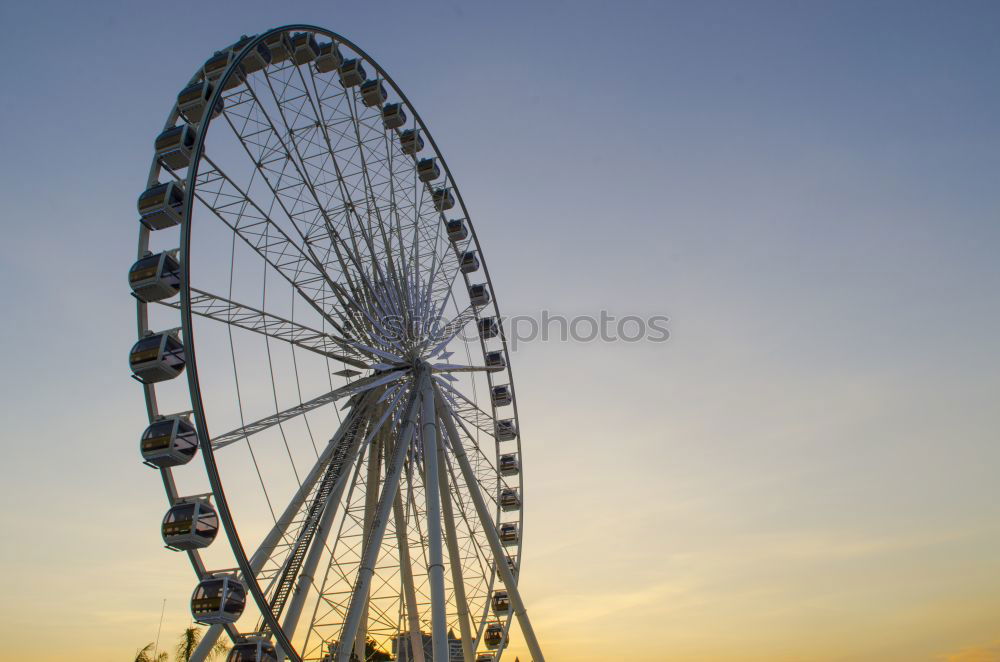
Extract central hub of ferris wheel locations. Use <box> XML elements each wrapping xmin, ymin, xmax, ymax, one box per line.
<box><xmin>128</xmin><ymin>24</ymin><xmax>544</xmax><ymax>662</ymax></box>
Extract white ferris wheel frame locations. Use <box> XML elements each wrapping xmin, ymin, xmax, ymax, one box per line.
<box><xmin>133</xmin><ymin>24</ymin><xmax>544</xmax><ymax>662</ymax></box>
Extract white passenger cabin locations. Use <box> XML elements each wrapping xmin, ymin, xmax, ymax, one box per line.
<box><xmin>129</xmin><ymin>330</ymin><xmax>186</xmax><ymax>384</ymax></box>
<box><xmin>154</xmin><ymin>124</ymin><xmax>196</xmax><ymax>170</ymax></box>
<box><xmin>399</xmin><ymin>129</ymin><xmax>424</xmax><ymax>155</ymax></box>
<box><xmin>431</xmin><ymin>187</ymin><xmax>455</xmax><ymax>211</ymax></box>
<box><xmin>162</xmin><ymin>497</ymin><xmax>219</xmax><ymax>551</ymax></box>
<box><xmin>176</xmin><ymin>80</ymin><xmax>222</xmax><ymax>124</ymax></box>
<box><xmin>469</xmin><ymin>283</ymin><xmax>491</xmax><ymax>307</ymax></box>
<box><xmin>495</xmin><ymin>418</ymin><xmax>517</xmax><ymax>441</ymax></box>
<box><xmin>484</xmin><ymin>623</ymin><xmax>504</xmax><ymax>649</ymax></box>
<box><xmin>446</xmin><ymin>218</ymin><xmax>468</xmax><ymax>242</ymax></box>
<box><xmin>478</xmin><ymin>317</ymin><xmax>500</xmax><ymax>340</ymax></box>
<box><xmin>191</xmin><ymin>574</ymin><xmax>247</xmax><ymax>625</ymax></box>
<box><xmin>382</xmin><ymin>102</ymin><xmax>406</xmax><ymax>129</ymax></box>
<box><xmin>499</xmin><ymin>488</ymin><xmax>521</xmax><ymax>512</ymax></box>
<box><xmin>498</xmin><ymin>453</ymin><xmax>519</xmax><ymax>476</ymax></box>
<box><xmin>460</xmin><ymin>250</ymin><xmax>480</xmax><ymax>274</ymax></box>
<box><xmin>129</xmin><ymin>251</ymin><xmax>181</xmax><ymax>302</ymax></box>
<box><xmin>499</xmin><ymin>522</ymin><xmax>519</xmax><ymax>546</ymax></box>
<box><xmin>141</xmin><ymin>415</ymin><xmax>198</xmax><ymax>468</ymax></box>
<box><xmin>202</xmin><ymin>51</ymin><xmax>241</xmax><ymax>91</ymax></box>
<box><xmin>138</xmin><ymin>182</ymin><xmax>185</xmax><ymax>230</ymax></box>
<box><xmin>314</xmin><ymin>42</ymin><xmax>343</xmax><ymax>73</ymax></box>
<box><xmin>338</xmin><ymin>58</ymin><xmax>366</xmax><ymax>87</ymax></box>
<box><xmin>360</xmin><ymin>79</ymin><xmax>388</xmax><ymax>107</ymax></box>
<box><xmin>490</xmin><ymin>384</ymin><xmax>511</xmax><ymax>407</ymax></box>
<box><xmin>417</xmin><ymin>157</ymin><xmax>440</xmax><ymax>182</ymax></box>
<box><xmin>227</xmin><ymin>636</ymin><xmax>277</xmax><ymax>662</ymax></box>
<box><xmin>484</xmin><ymin>350</ymin><xmax>506</xmax><ymax>371</ymax></box>
<box><xmin>491</xmin><ymin>590</ymin><xmax>511</xmax><ymax>615</ymax></box>
<box><xmin>290</xmin><ymin>32</ymin><xmax>319</xmax><ymax>64</ymax></box>
<box><xmin>263</xmin><ymin>33</ymin><xmax>291</xmax><ymax>63</ymax></box>
<box><xmin>232</xmin><ymin>35</ymin><xmax>271</xmax><ymax>75</ymax></box>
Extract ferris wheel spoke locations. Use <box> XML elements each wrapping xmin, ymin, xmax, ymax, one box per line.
<box><xmin>333</xmin><ymin>72</ymin><xmax>431</xmax><ymax>329</ymax></box>
<box><xmin>249</xmin><ymin>393</ymin><xmax>373</xmax><ymax>575</ymax></box>
<box><xmin>314</xmin><ymin>91</ymin><xmax>417</xmax><ymax>347</ymax></box>
<box><xmin>255</xmin><ymin>67</ymin><xmax>392</xmax><ymax>309</ymax></box>
<box><xmin>336</xmin><ymin>291</ymin><xmax>409</xmax><ymax>356</ymax></box>
<box><xmin>216</xmin><ymin>88</ymin><xmax>378</xmax><ymax>330</ymax></box>
<box><xmin>435</xmin><ymin>377</ymin><xmax>501</xmax><ymax>446</ymax></box>
<box><xmin>335</xmin><ymin>82</ymin><xmax>416</xmax><ymax>313</ymax></box>
<box><xmin>347</xmin><ymin>340</ymin><xmax>405</xmax><ymax>364</ymax></box>
<box><xmin>435</xmin><ymin>385</ymin><xmax>546</xmax><ymax>662</ymax></box>
<box><xmin>436</xmin><ymin>405</ymin><xmax>503</xmax><ymax>511</ymax></box>
<box><xmin>190</xmin><ymin>153</ymin><xmax>357</xmax><ymax>342</ymax></box>
<box><xmin>373</xmin><ymin>106</ymin><xmax>422</xmax><ymax>314</ymax></box>
<box><xmin>432</xmin><ymin>363</ymin><xmax>498</xmax><ymax>374</ymax></box>
<box><xmin>211</xmin><ymin>370</ymin><xmax>407</xmax><ymax>450</ymax></box>
<box><xmin>265</xmin><ymin>59</ymin><xmax>402</xmax><ymax>307</ymax></box>
<box><xmin>250</xmin><ymin>397</ymin><xmax>371</xmax><ymax>574</ymax></box>
<box><xmin>158</xmin><ymin>287</ymin><xmax>369</xmax><ymax>369</ymax></box>
<box><xmin>423</xmin><ymin>304</ymin><xmax>477</xmax><ymax>358</ymax></box>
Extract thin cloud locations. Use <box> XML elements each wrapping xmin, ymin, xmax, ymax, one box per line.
<box><xmin>941</xmin><ymin>641</ymin><xmax>1000</xmax><ymax>662</ymax></box>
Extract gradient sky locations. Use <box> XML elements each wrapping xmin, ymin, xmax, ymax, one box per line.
<box><xmin>2</xmin><ymin>1</ymin><xmax>999</xmax><ymax>660</ymax></box>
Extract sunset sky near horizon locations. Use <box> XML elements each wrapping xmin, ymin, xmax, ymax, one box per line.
<box><xmin>1</xmin><ymin>1</ymin><xmax>1000</xmax><ymax>660</ymax></box>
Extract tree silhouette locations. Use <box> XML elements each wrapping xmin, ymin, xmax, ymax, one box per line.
<box><xmin>175</xmin><ymin>627</ymin><xmax>229</xmax><ymax>661</ymax></box>
<box><xmin>366</xmin><ymin>637</ymin><xmax>392</xmax><ymax>661</ymax></box>
<box><xmin>344</xmin><ymin>639</ymin><xmax>391</xmax><ymax>662</ymax></box>
<box><xmin>133</xmin><ymin>627</ymin><xmax>229</xmax><ymax>661</ymax></box>
<box><xmin>132</xmin><ymin>643</ymin><xmax>167</xmax><ymax>662</ymax></box>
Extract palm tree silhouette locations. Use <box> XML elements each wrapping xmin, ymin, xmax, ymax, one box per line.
<box><xmin>175</xmin><ymin>626</ymin><xmax>230</xmax><ymax>661</ymax></box>
<box><xmin>133</xmin><ymin>626</ymin><xmax>229</xmax><ymax>661</ymax></box>
<box><xmin>132</xmin><ymin>643</ymin><xmax>167</xmax><ymax>662</ymax></box>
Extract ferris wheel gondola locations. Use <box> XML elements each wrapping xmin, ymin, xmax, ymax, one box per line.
<box><xmin>130</xmin><ymin>24</ymin><xmax>544</xmax><ymax>662</ymax></box>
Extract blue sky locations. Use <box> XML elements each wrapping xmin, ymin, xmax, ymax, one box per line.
<box><xmin>1</xmin><ymin>1</ymin><xmax>999</xmax><ymax>659</ymax></box>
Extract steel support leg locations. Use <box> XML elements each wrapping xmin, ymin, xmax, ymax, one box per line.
<box><xmin>394</xmin><ymin>477</ymin><xmax>427</xmax><ymax>662</ymax></box>
<box><xmin>439</xmin><ymin>423</ymin><xmax>475</xmax><ymax>662</ymax></box>
<box><xmin>335</xmin><ymin>373</ymin><xmax>427</xmax><ymax>662</ymax></box>
<box><xmin>435</xmin><ymin>385</ymin><xmax>546</xmax><ymax>662</ymax></box>
<box><xmin>421</xmin><ymin>373</ymin><xmax>449</xmax><ymax>662</ymax></box>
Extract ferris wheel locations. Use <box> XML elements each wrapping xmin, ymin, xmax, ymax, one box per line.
<box><xmin>129</xmin><ymin>25</ymin><xmax>545</xmax><ymax>662</ymax></box>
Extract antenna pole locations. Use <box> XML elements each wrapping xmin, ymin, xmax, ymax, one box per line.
<box><xmin>153</xmin><ymin>598</ymin><xmax>167</xmax><ymax>660</ymax></box>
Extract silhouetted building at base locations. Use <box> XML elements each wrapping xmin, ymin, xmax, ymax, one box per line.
<box><xmin>392</xmin><ymin>629</ymin><xmax>463</xmax><ymax>661</ymax></box>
